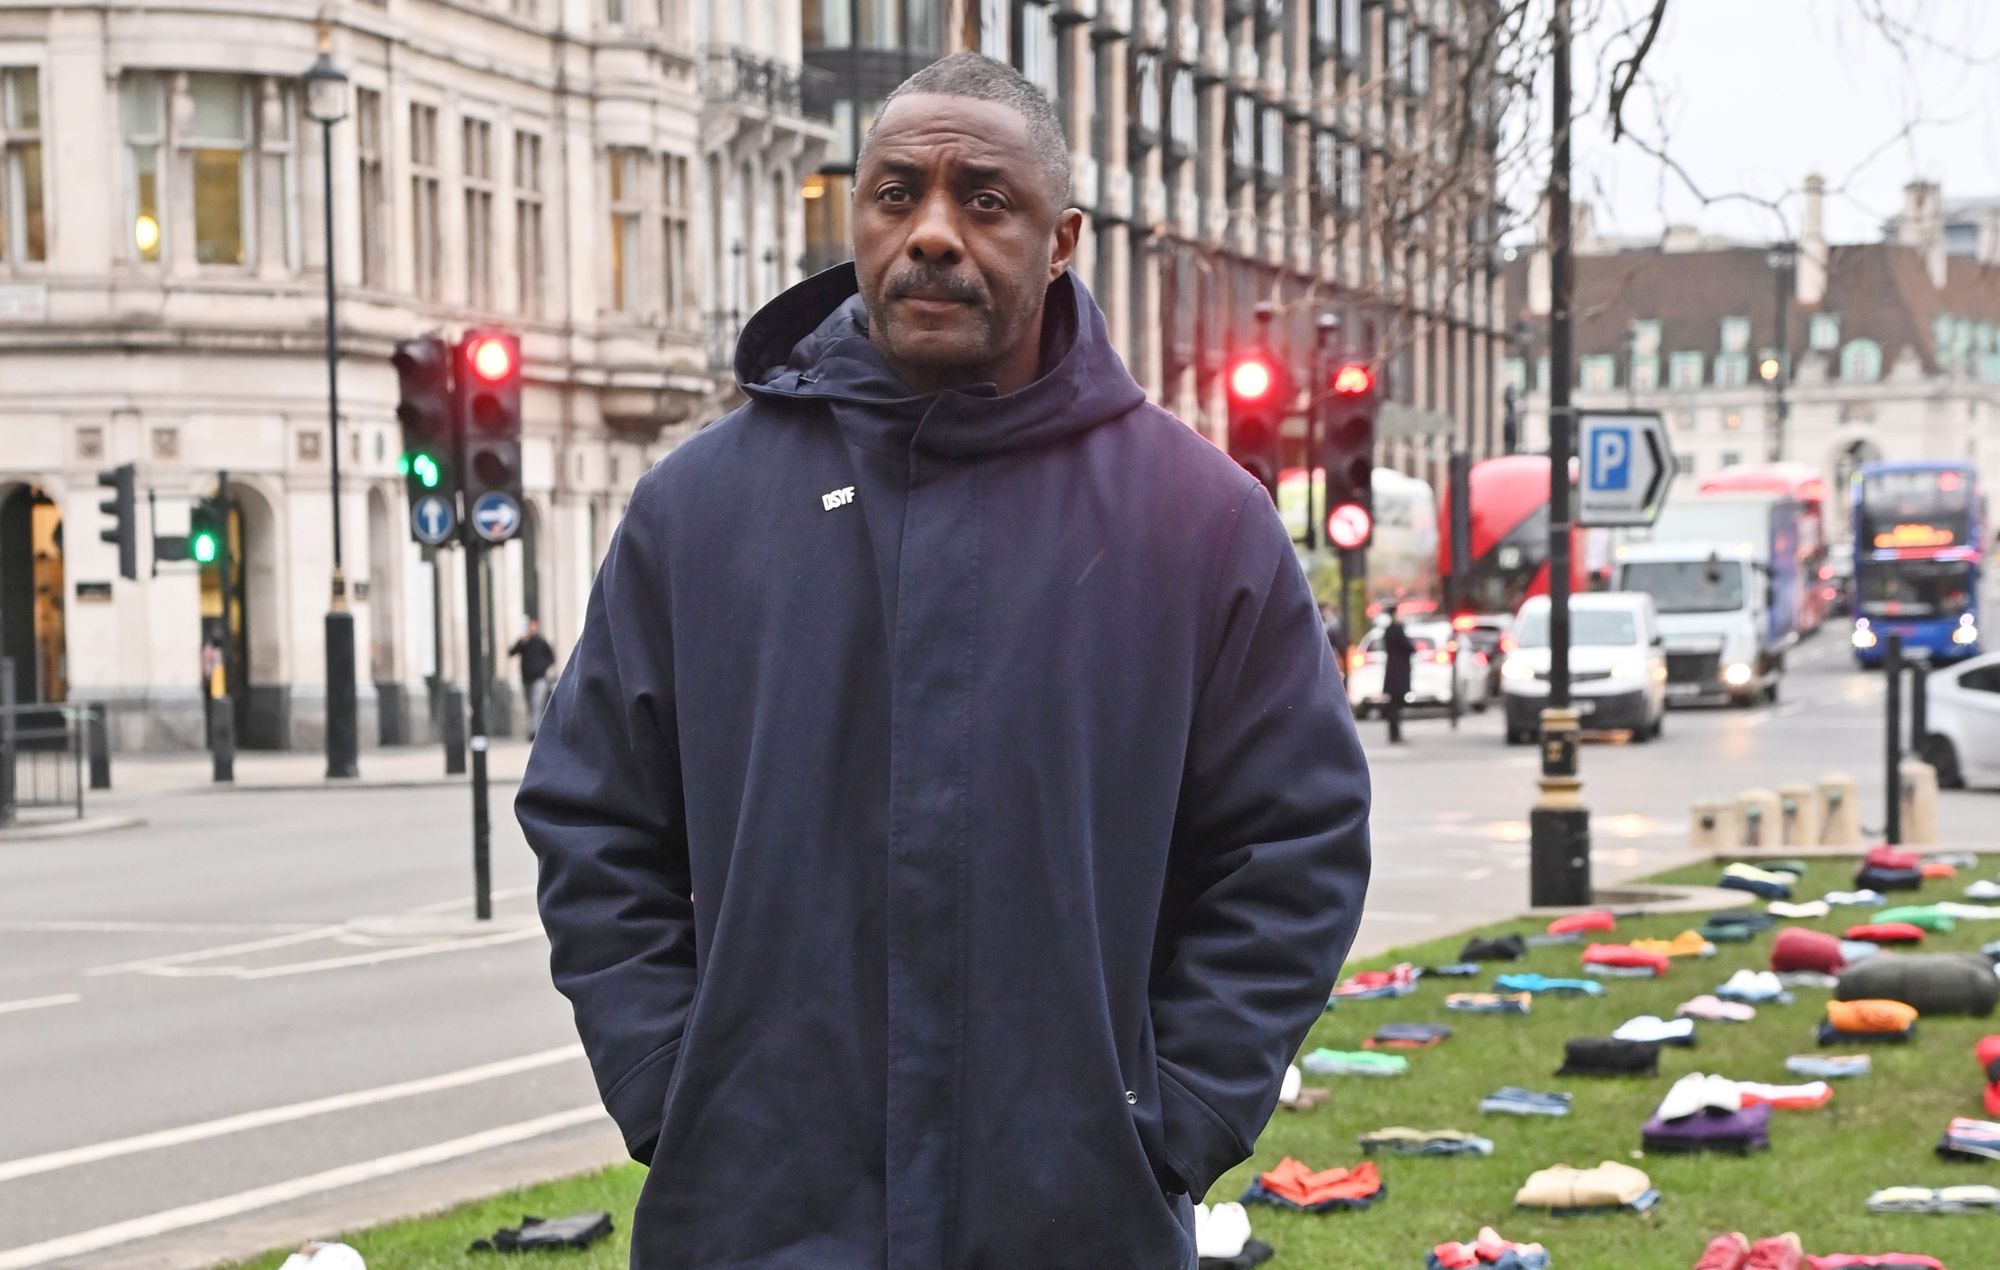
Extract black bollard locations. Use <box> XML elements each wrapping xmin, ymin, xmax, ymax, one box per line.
<box><xmin>442</xmin><ymin>685</ymin><xmax>467</xmax><ymax>776</ymax></box>
<box><xmin>1909</xmin><ymin>659</ymin><xmax>1930</xmax><ymax>760</ymax></box>
<box><xmin>87</xmin><ymin>703</ymin><xmax>111</xmax><ymax>791</ymax></box>
<box><xmin>1883</xmin><ymin>635</ymin><xmax>1902</xmax><ymax>845</ymax></box>
<box><xmin>210</xmin><ymin>695</ymin><xmax>235</xmax><ymax>784</ymax></box>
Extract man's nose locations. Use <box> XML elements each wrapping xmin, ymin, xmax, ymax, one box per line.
<box><xmin>905</xmin><ymin>192</ymin><xmax>964</xmax><ymax>264</ymax></box>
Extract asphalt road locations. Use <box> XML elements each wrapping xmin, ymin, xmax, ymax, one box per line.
<box><xmin>0</xmin><ymin>626</ymin><xmax>1985</xmax><ymax>1267</ymax></box>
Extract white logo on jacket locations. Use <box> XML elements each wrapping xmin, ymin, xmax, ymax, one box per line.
<box><xmin>821</xmin><ymin>486</ymin><xmax>856</xmax><ymax>511</ymax></box>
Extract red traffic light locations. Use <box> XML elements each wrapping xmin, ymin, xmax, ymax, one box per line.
<box><xmin>1326</xmin><ymin>501</ymin><xmax>1373</xmax><ymax>550</ymax></box>
<box><xmin>1229</xmin><ymin>356</ymin><xmax>1276</xmax><ymax>402</ymax></box>
<box><xmin>469</xmin><ymin>335</ymin><xmax>516</xmax><ymax>382</ymax></box>
<box><xmin>1332</xmin><ymin>363</ymin><xmax>1375</xmax><ymax>396</ymax></box>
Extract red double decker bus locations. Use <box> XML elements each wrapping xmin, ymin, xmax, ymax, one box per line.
<box><xmin>1438</xmin><ymin>455</ymin><xmax>1592</xmax><ymax>624</ymax></box>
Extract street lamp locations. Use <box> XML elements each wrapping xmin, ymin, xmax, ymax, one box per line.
<box><xmin>303</xmin><ymin>44</ymin><xmax>358</xmax><ymax>780</ymax></box>
<box><xmin>1766</xmin><ymin>241</ymin><xmax>1796</xmax><ymax>463</ymax></box>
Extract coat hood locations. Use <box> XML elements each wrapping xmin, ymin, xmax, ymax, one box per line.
<box><xmin>735</xmin><ymin>262</ymin><xmax>1148</xmax><ymax>459</ymax></box>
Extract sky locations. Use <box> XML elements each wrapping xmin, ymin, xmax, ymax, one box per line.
<box><xmin>1544</xmin><ymin>0</ymin><xmax>2000</xmax><ymax>246</ymax></box>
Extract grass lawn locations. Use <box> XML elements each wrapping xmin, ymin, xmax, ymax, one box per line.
<box><xmin>223</xmin><ymin>856</ymin><xmax>2000</xmax><ymax>1269</ymax></box>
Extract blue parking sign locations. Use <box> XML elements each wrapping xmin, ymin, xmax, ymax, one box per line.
<box><xmin>1589</xmin><ymin>426</ymin><xmax>1631</xmax><ymax>491</ymax></box>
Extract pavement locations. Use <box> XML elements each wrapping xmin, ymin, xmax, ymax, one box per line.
<box><xmin>0</xmin><ymin>627</ymin><xmax>1985</xmax><ymax>1267</ymax></box>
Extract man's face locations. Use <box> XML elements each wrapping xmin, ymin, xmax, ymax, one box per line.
<box><xmin>527</xmin><ymin>621</ymin><xmax>539</xmax><ymax>637</ymax></box>
<box><xmin>852</xmin><ymin>93</ymin><xmax>1080</xmax><ymax>393</ymax></box>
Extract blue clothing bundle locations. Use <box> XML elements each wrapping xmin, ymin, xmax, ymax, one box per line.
<box><xmin>1936</xmin><ymin>1116</ymin><xmax>2000</xmax><ymax>1161</ymax></box>
<box><xmin>1480</xmin><ymin>1087</ymin><xmax>1573</xmax><ymax>1117</ymax></box>
<box><xmin>1494</xmin><ymin>973</ymin><xmax>1605</xmax><ymax>997</ymax></box>
<box><xmin>1787</xmin><ymin>1053</ymin><xmax>1872</xmax><ymax>1079</ymax></box>
<box><xmin>1446</xmin><ymin>992</ymin><xmax>1532</xmax><ymax>1015</ymax></box>
<box><xmin>1357</xmin><ymin>1127</ymin><xmax>1495</xmax><ymax>1157</ymax></box>
<box><xmin>517</xmin><ymin>267</ymin><xmax>1373</xmax><ymax>1270</ymax></box>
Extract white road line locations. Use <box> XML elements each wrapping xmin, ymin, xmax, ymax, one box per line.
<box><xmin>1464</xmin><ymin>866</ymin><xmax>1495</xmax><ymax>882</ymax></box>
<box><xmin>0</xmin><ymin>994</ymin><xmax>80</xmax><ymax>1018</ymax></box>
<box><xmin>86</xmin><ymin>927</ymin><xmax>344</xmax><ymax>977</ymax></box>
<box><xmin>0</xmin><ymin>1105</ymin><xmax>606</xmax><ymax>1270</ymax></box>
<box><xmin>147</xmin><ymin>923</ymin><xmax>546</xmax><ymax>981</ymax></box>
<box><xmin>408</xmin><ymin>884</ymin><xmax>536</xmax><ymax>915</ymax></box>
<box><xmin>0</xmin><ymin>1044</ymin><xmax>586</xmax><ymax>1185</ymax></box>
<box><xmin>0</xmin><ymin>921</ymin><xmax>321</xmax><ymax>936</ymax></box>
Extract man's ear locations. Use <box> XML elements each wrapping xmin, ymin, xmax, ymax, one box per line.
<box><xmin>1048</xmin><ymin>208</ymin><xmax>1084</xmax><ymax>281</ymax></box>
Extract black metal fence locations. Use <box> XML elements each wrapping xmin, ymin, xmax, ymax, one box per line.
<box><xmin>0</xmin><ymin>702</ymin><xmax>87</xmax><ymax>826</ymax></box>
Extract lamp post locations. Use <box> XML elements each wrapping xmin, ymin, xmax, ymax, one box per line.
<box><xmin>304</xmin><ymin>46</ymin><xmax>358</xmax><ymax>779</ymax></box>
<box><xmin>1764</xmin><ymin>241</ymin><xmax>1796</xmax><ymax>462</ymax></box>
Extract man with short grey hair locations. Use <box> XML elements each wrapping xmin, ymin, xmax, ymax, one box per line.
<box><xmin>520</xmin><ymin>51</ymin><xmax>1371</xmax><ymax>1269</ymax></box>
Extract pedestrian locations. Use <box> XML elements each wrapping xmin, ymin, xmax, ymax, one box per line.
<box><xmin>505</xmin><ymin>619</ymin><xmax>555</xmax><ymax>740</ymax></box>
<box><xmin>1382</xmin><ymin>603</ymin><xmax>1415</xmax><ymax>744</ymax></box>
<box><xmin>1321</xmin><ymin>601</ymin><xmax>1349</xmax><ymax>674</ymax></box>
<box><xmin>516</xmin><ymin>52</ymin><xmax>1369</xmax><ymax>1269</ymax></box>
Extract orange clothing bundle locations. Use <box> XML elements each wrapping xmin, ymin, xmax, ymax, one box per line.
<box><xmin>1826</xmin><ymin>999</ymin><xmax>1919</xmax><ymax>1034</ymax></box>
<box><xmin>1255</xmin><ymin>1158</ymin><xmax>1383</xmax><ymax>1207</ymax></box>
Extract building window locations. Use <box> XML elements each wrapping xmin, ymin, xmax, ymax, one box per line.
<box><xmin>1021</xmin><ymin>1</ymin><xmax>1059</xmax><ymax>100</ymax></box>
<box><xmin>979</xmin><ymin>0</ymin><xmax>1008</xmax><ymax>59</ymax></box>
<box><xmin>605</xmin><ymin>0</ymin><xmax>626</xmax><ymax>24</ymax></box>
<box><xmin>1630</xmin><ymin>318</ymin><xmax>1661</xmax><ymax>355</ymax></box>
<box><xmin>409</xmin><ymin>103</ymin><xmax>441</xmax><ymax>300</ymax></box>
<box><xmin>1714</xmin><ymin>353</ymin><xmax>1748</xmax><ymax>388</ymax></box>
<box><xmin>188</xmin><ymin>74</ymin><xmax>252</xmax><ymax>266</ymax></box>
<box><xmin>463</xmin><ymin>118</ymin><xmax>494</xmax><ymax>309</ymax></box>
<box><xmin>1719</xmin><ymin>315</ymin><xmax>1750</xmax><ymax>352</ymax></box>
<box><xmin>514</xmin><ymin>130</ymin><xmax>545</xmax><ymax>316</ymax></box>
<box><xmin>1385</xmin><ymin>13</ymin><xmax>1407</xmax><ymax>85</ymax></box>
<box><xmin>1259</xmin><ymin>107</ymin><xmax>1283</xmax><ymax>181</ymax></box>
<box><xmin>1632</xmin><ymin>356</ymin><xmax>1659</xmax><ymax>392</ymax></box>
<box><xmin>355</xmin><ymin>88</ymin><xmax>386</xmax><ymax>287</ymax></box>
<box><xmin>1580</xmin><ymin>354</ymin><xmax>1614</xmax><ymax>393</ymax></box>
<box><xmin>1339</xmin><ymin>139</ymin><xmax>1361</xmax><ymax>214</ymax></box>
<box><xmin>1230</xmin><ymin>94</ymin><xmax>1254</xmax><ymax>174</ymax></box>
<box><xmin>1312</xmin><ymin>0</ymin><xmax>1335</xmax><ymax>52</ymax></box>
<box><xmin>123</xmin><ymin>73</ymin><xmax>164</xmax><ymax>264</ymax></box>
<box><xmin>1720</xmin><ymin>450</ymin><xmax>1740</xmax><ymax>468</ymax></box>
<box><xmin>1166</xmin><ymin>67</ymin><xmax>1195</xmax><ymax>156</ymax></box>
<box><xmin>1132</xmin><ymin>52</ymin><xmax>1161</xmax><ymax>140</ymax></box>
<box><xmin>1809</xmin><ymin>312</ymin><xmax>1839</xmax><ymax>350</ymax></box>
<box><xmin>1312</xmin><ymin>129</ymin><xmax>1335</xmax><ymax>208</ymax></box>
<box><xmin>1840</xmin><ymin>338</ymin><xmax>1883</xmax><ymax>383</ymax></box>
<box><xmin>1409</xmin><ymin>27</ymin><xmax>1430</xmax><ymax>95</ymax></box>
<box><xmin>608</xmin><ymin>147</ymin><xmax>643</xmax><ymax>314</ymax></box>
<box><xmin>1500</xmin><ymin>356</ymin><xmax>1525</xmax><ymax>392</ymax></box>
<box><xmin>1339</xmin><ymin>0</ymin><xmax>1362</xmax><ymax>65</ymax></box>
<box><xmin>1675</xmin><ymin>454</ymin><xmax>1695</xmax><ymax>476</ymax></box>
<box><xmin>1</xmin><ymin>67</ymin><xmax>44</xmax><ymax>265</ymax></box>
<box><xmin>805</xmin><ymin>0</ymin><xmax>853</xmax><ymax>46</ymax></box>
<box><xmin>663</xmin><ymin>153</ymin><xmax>690</xmax><ymax>325</ymax></box>
<box><xmin>1668</xmin><ymin>350</ymin><xmax>1704</xmax><ymax>389</ymax></box>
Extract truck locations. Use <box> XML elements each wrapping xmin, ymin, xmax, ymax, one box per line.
<box><xmin>1613</xmin><ymin>492</ymin><xmax>1802</xmax><ymax>707</ymax></box>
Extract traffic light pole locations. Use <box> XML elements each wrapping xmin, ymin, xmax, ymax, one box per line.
<box><xmin>1529</xmin><ymin>0</ymin><xmax>1590</xmax><ymax>907</ymax></box>
<box><xmin>321</xmin><ymin>114</ymin><xmax>358</xmax><ymax>781</ymax></box>
<box><xmin>462</xmin><ymin>532</ymin><xmax>494</xmax><ymax>921</ymax></box>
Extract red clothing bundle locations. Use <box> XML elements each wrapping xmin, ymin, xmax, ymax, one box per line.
<box><xmin>1772</xmin><ymin>927</ymin><xmax>1845</xmax><ymax>975</ymax></box>
<box><xmin>1980</xmin><ymin>1035</ymin><xmax>2000</xmax><ymax>1118</ymax></box>
<box><xmin>1256</xmin><ymin>1158</ymin><xmax>1382</xmax><ymax>1207</ymax></box>
<box><xmin>1843</xmin><ymin>923</ymin><xmax>1926</xmax><ymax>945</ymax></box>
<box><xmin>1549</xmin><ymin>911</ymin><xmax>1616</xmax><ymax>936</ymax></box>
<box><xmin>1583</xmin><ymin>943</ymin><xmax>1671</xmax><ymax>976</ymax></box>
<box><xmin>1865</xmin><ymin>845</ymin><xmax>1920</xmax><ymax>870</ymax></box>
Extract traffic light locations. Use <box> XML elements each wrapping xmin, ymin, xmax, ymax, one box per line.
<box><xmin>392</xmin><ymin>335</ymin><xmax>457</xmax><ymax>543</ymax></box>
<box><xmin>97</xmin><ymin>462</ymin><xmax>137</xmax><ymax>581</ymax></box>
<box><xmin>189</xmin><ymin>496</ymin><xmax>224</xmax><ymax>566</ymax></box>
<box><xmin>1226</xmin><ymin>351</ymin><xmax>1285</xmax><ymax>500</ymax></box>
<box><xmin>457</xmin><ymin>329</ymin><xmax>523</xmax><ymax>543</ymax></box>
<box><xmin>1322</xmin><ymin>360</ymin><xmax>1378</xmax><ymax>551</ymax></box>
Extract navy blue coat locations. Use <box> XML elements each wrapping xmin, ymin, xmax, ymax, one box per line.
<box><xmin>517</xmin><ymin>265</ymin><xmax>1371</xmax><ymax>1269</ymax></box>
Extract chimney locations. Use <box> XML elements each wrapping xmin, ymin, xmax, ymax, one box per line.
<box><xmin>1897</xmin><ymin>180</ymin><xmax>1948</xmax><ymax>289</ymax></box>
<box><xmin>1661</xmin><ymin>224</ymin><xmax>1702</xmax><ymax>253</ymax></box>
<box><xmin>1528</xmin><ymin>195</ymin><xmax>1551</xmax><ymax>315</ymax></box>
<box><xmin>1796</xmin><ymin>173</ymin><xmax>1827</xmax><ymax>306</ymax></box>
<box><xmin>1573</xmin><ymin>200</ymin><xmax>1600</xmax><ymax>255</ymax></box>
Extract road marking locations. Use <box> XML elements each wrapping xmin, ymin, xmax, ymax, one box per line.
<box><xmin>86</xmin><ymin>926</ymin><xmax>344</xmax><ymax>977</ymax></box>
<box><xmin>142</xmin><ymin>923</ymin><xmax>546</xmax><ymax>981</ymax></box>
<box><xmin>0</xmin><ymin>993</ymin><xmax>79</xmax><ymax>1018</ymax></box>
<box><xmin>0</xmin><ymin>921</ymin><xmax>321</xmax><ymax>936</ymax></box>
<box><xmin>0</xmin><ymin>1105</ymin><xmax>606</xmax><ymax>1270</ymax></box>
<box><xmin>0</xmin><ymin>1044</ymin><xmax>586</xmax><ymax>1184</ymax></box>
<box><xmin>1464</xmin><ymin>866</ymin><xmax>1495</xmax><ymax>882</ymax></box>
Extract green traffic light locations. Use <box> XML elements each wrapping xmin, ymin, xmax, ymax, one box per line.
<box><xmin>397</xmin><ymin>453</ymin><xmax>412</xmax><ymax>477</ymax></box>
<box><xmin>412</xmin><ymin>453</ymin><xmax>441</xmax><ymax>489</ymax></box>
<box><xmin>191</xmin><ymin>531</ymin><xmax>219</xmax><ymax>565</ymax></box>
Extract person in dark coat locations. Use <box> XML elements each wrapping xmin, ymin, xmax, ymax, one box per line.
<box><xmin>1382</xmin><ymin>605</ymin><xmax>1416</xmax><ymax>744</ymax></box>
<box><xmin>516</xmin><ymin>52</ymin><xmax>1370</xmax><ymax>1270</ymax></box>
<box><xmin>505</xmin><ymin>619</ymin><xmax>556</xmax><ymax>740</ymax></box>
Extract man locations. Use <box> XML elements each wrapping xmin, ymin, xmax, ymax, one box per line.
<box><xmin>1382</xmin><ymin>605</ymin><xmax>1415</xmax><ymax>744</ymax></box>
<box><xmin>518</xmin><ymin>52</ymin><xmax>1370</xmax><ymax>1269</ymax></box>
<box><xmin>506</xmin><ymin>619</ymin><xmax>556</xmax><ymax>740</ymax></box>
<box><xmin>1321</xmin><ymin>601</ymin><xmax>1349</xmax><ymax>674</ymax></box>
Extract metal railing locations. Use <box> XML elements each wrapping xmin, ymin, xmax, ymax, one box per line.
<box><xmin>705</xmin><ymin>309</ymin><xmax>743</xmax><ymax>373</ymax></box>
<box><xmin>0</xmin><ymin>701</ymin><xmax>88</xmax><ymax>826</ymax></box>
<box><xmin>701</xmin><ymin>46</ymin><xmax>834</xmax><ymax>122</ymax></box>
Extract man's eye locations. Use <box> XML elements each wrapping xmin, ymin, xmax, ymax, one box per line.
<box><xmin>969</xmin><ymin>193</ymin><xmax>1005</xmax><ymax>211</ymax></box>
<box><xmin>878</xmin><ymin>185</ymin><xmax>911</xmax><ymax>203</ymax></box>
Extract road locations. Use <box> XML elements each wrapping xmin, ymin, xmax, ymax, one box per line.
<box><xmin>0</xmin><ymin>627</ymin><xmax>1984</xmax><ymax>1267</ymax></box>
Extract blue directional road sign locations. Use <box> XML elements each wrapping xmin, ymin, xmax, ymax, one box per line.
<box><xmin>471</xmin><ymin>491</ymin><xmax>522</xmax><ymax>544</ymax></box>
<box><xmin>411</xmin><ymin>494</ymin><xmax>456</xmax><ymax>546</ymax></box>
<box><xmin>1578</xmin><ymin>410</ymin><xmax>1675</xmax><ymax>527</ymax></box>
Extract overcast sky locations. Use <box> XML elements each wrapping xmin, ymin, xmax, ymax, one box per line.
<box><xmin>1554</xmin><ymin>0</ymin><xmax>1999</xmax><ymax>246</ymax></box>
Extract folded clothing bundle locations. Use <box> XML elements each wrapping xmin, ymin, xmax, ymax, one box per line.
<box><xmin>1641</xmin><ymin>1102</ymin><xmax>1771</xmax><ymax>1155</ymax></box>
<box><xmin>1836</xmin><ymin>952</ymin><xmax>2000</xmax><ymax>1018</ymax></box>
<box><xmin>1425</xmin><ymin>963</ymin><xmax>1484</xmax><ymax>978</ymax></box>
<box><xmin>1855</xmin><ymin>866</ymin><xmax>1924</xmax><ymax>893</ymax></box>
<box><xmin>1513</xmin><ymin>1160</ymin><xmax>1657</xmax><ymax>1213</ymax></box>
<box><xmin>1923</xmin><ymin>862</ymin><xmax>1959</xmax><ymax>880</ymax></box>
<box><xmin>1631</xmin><ymin>930</ymin><xmax>1717</xmax><ymax>959</ymax></box>
<box><xmin>1873</xmin><ymin>905</ymin><xmax>1956</xmax><ymax>933</ymax></box>
<box><xmin>1614</xmin><ymin>1015</ymin><xmax>1697</xmax><ymax>1046</ymax></box>
<box><xmin>1480</xmin><ymin>1087</ymin><xmax>1573</xmax><ymax>1117</ymax></box>
<box><xmin>1427</xmin><ymin>1227</ymin><xmax>1551</xmax><ymax>1270</ymax></box>
<box><xmin>1494</xmin><ymin>973</ymin><xmax>1605</xmax><ymax>997</ymax></box>
<box><xmin>1981</xmin><ymin>1035</ymin><xmax>2000</xmax><ymax>1117</ymax></box>
<box><xmin>1555</xmin><ymin>1036</ymin><xmax>1660</xmax><ymax>1077</ymax></box>
<box><xmin>1447</xmin><ymin>992</ymin><xmax>1533</xmax><ymax>1015</ymax></box>
<box><xmin>1935</xmin><ymin>1115</ymin><xmax>2000</xmax><ymax>1162</ymax></box>
<box><xmin>1720</xmin><ymin>864</ymin><xmax>1795</xmax><ymax>900</ymax></box>
<box><xmin>1709</xmin><ymin>908</ymin><xmax>1779</xmax><ymax>932</ymax></box>
<box><xmin>1767</xmin><ymin>900</ymin><xmax>1832</xmax><ymax>920</ymax></box>
<box><xmin>1824</xmin><ymin>889</ymin><xmax>1887</xmax><ymax>907</ymax></box>
<box><xmin>1737</xmin><ymin>1080</ymin><xmax>1833</xmax><ymax>1110</ymax></box>
<box><xmin>1867</xmin><ymin>844</ymin><xmax>1921</xmax><ymax>870</ymax></box>
<box><xmin>1772</xmin><ymin>928</ymin><xmax>1846</xmax><ymax>976</ymax></box>
<box><xmin>1843</xmin><ymin>922</ymin><xmax>1927</xmax><ymax>946</ymax></box>
<box><xmin>1678</xmin><ymin>995</ymin><xmax>1757</xmax><ymax>1022</ymax></box>
<box><xmin>1461</xmin><ymin>934</ymin><xmax>1529</xmax><ymax>962</ymax></box>
<box><xmin>1549</xmin><ymin>910</ymin><xmax>1616</xmax><ymax>936</ymax></box>
<box><xmin>1806</xmin><ymin>1256</ymin><xmax>1946</xmax><ymax>1269</ymax></box>
<box><xmin>1865</xmin><ymin>1184</ymin><xmax>2000</xmax><ymax>1213</ymax></box>
<box><xmin>1717</xmin><ymin>970</ymin><xmax>1794</xmax><ymax>1004</ymax></box>
<box><xmin>1779</xmin><ymin>971</ymin><xmax>1841</xmax><ymax>990</ymax></box>
<box><xmin>1583</xmin><ymin>943</ymin><xmax>1672</xmax><ymax>977</ymax></box>
<box><xmin>1967</xmin><ymin>879</ymin><xmax>2000</xmax><ymax>901</ymax></box>
<box><xmin>1301</xmin><ymin>1048</ymin><xmax>1408</xmax><ymax>1077</ymax></box>
<box><xmin>1330</xmin><ymin>962</ymin><xmax>1421</xmax><ymax>1001</ymax></box>
<box><xmin>1241</xmin><ymin>1158</ymin><xmax>1384</xmax><ymax>1212</ymax></box>
<box><xmin>1193</xmin><ymin>1201</ymin><xmax>1254</xmax><ymax>1260</ymax></box>
<box><xmin>1817</xmin><ymin>998</ymin><xmax>1918</xmax><ymax>1046</ymax></box>
<box><xmin>1787</xmin><ymin>1053</ymin><xmax>1871</xmax><ymax>1079</ymax></box>
<box><xmin>1364</xmin><ymin>1022</ymin><xmax>1453</xmax><ymax>1050</ymax></box>
<box><xmin>1357</xmin><ymin>1126</ymin><xmax>1495</xmax><ymax>1157</ymax></box>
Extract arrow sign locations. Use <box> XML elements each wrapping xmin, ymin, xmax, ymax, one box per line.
<box><xmin>470</xmin><ymin>491</ymin><xmax>522</xmax><ymax>544</ymax></box>
<box><xmin>411</xmin><ymin>494</ymin><xmax>456</xmax><ymax>546</ymax></box>
<box><xmin>1577</xmin><ymin>410</ymin><xmax>1676</xmax><ymax>527</ymax></box>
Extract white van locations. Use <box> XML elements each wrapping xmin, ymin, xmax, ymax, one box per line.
<box><xmin>1499</xmin><ymin>593</ymin><xmax>1668</xmax><ymax>744</ymax></box>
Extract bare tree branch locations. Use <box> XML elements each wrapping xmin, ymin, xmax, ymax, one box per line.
<box><xmin>1605</xmin><ymin>0</ymin><xmax>1669</xmax><ymax>141</ymax></box>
